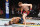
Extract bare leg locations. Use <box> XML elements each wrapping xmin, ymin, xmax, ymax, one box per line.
<box><xmin>22</xmin><ymin>13</ymin><xmax>27</xmax><ymax>25</ymax></box>
<box><xmin>29</xmin><ymin>17</ymin><xmax>32</xmax><ymax>19</ymax></box>
<box><xmin>23</xmin><ymin>22</ymin><xmax>35</xmax><ymax>24</ymax></box>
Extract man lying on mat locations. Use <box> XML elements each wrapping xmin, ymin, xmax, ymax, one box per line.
<box><xmin>4</xmin><ymin>17</ymin><xmax>35</xmax><ymax>25</ymax></box>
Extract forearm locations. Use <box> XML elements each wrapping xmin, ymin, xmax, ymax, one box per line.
<box><xmin>26</xmin><ymin>4</ymin><xmax>32</xmax><ymax>10</ymax></box>
<box><xmin>30</xmin><ymin>4</ymin><xmax>32</xmax><ymax>10</ymax></box>
<box><xmin>21</xmin><ymin>8</ymin><xmax>23</xmax><ymax>14</ymax></box>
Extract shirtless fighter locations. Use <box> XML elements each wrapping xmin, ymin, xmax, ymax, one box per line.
<box><xmin>18</xmin><ymin>2</ymin><xmax>32</xmax><ymax>25</ymax></box>
<box><xmin>4</xmin><ymin>17</ymin><xmax>35</xmax><ymax>26</ymax></box>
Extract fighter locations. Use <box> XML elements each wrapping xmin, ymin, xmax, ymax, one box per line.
<box><xmin>4</xmin><ymin>17</ymin><xmax>35</xmax><ymax>26</ymax></box>
<box><xmin>18</xmin><ymin>2</ymin><xmax>32</xmax><ymax>25</ymax></box>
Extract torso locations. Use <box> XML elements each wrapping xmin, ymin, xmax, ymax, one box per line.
<box><xmin>21</xmin><ymin>4</ymin><xmax>30</xmax><ymax>15</ymax></box>
<box><xmin>11</xmin><ymin>17</ymin><xmax>21</xmax><ymax>24</ymax></box>
<box><xmin>21</xmin><ymin>4</ymin><xmax>29</xmax><ymax>11</ymax></box>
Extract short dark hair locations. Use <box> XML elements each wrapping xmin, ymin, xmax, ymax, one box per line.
<box><xmin>9</xmin><ymin>21</ymin><xmax>12</xmax><ymax>25</ymax></box>
<box><xmin>18</xmin><ymin>2</ymin><xmax>22</xmax><ymax>5</ymax></box>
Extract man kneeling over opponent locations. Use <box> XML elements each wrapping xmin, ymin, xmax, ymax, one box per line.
<box><xmin>4</xmin><ymin>17</ymin><xmax>35</xmax><ymax>25</ymax></box>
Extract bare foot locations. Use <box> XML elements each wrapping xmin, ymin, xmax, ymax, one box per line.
<box><xmin>29</xmin><ymin>17</ymin><xmax>32</xmax><ymax>19</ymax></box>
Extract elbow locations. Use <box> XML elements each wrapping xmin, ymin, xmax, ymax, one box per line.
<box><xmin>30</xmin><ymin>4</ymin><xmax>32</xmax><ymax>8</ymax></box>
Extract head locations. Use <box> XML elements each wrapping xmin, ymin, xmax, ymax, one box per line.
<box><xmin>9</xmin><ymin>21</ymin><xmax>13</xmax><ymax>25</ymax></box>
<box><xmin>18</xmin><ymin>2</ymin><xmax>22</xmax><ymax>7</ymax></box>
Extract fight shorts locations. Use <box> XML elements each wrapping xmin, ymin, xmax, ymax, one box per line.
<box><xmin>18</xmin><ymin>18</ymin><xmax>23</xmax><ymax>24</ymax></box>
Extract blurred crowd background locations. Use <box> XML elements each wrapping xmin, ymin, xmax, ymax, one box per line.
<box><xmin>0</xmin><ymin>0</ymin><xmax>40</xmax><ymax>18</ymax></box>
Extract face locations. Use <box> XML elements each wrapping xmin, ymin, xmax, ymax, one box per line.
<box><xmin>19</xmin><ymin>4</ymin><xmax>22</xmax><ymax>7</ymax></box>
<box><xmin>18</xmin><ymin>2</ymin><xmax>22</xmax><ymax>7</ymax></box>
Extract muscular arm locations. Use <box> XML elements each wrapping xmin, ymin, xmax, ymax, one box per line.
<box><xmin>27</xmin><ymin>4</ymin><xmax>32</xmax><ymax>8</ymax></box>
<box><xmin>26</xmin><ymin>4</ymin><xmax>32</xmax><ymax>10</ymax></box>
<box><xmin>23</xmin><ymin>4</ymin><xmax>32</xmax><ymax>10</ymax></box>
<box><xmin>21</xmin><ymin>7</ymin><xmax>23</xmax><ymax>14</ymax></box>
